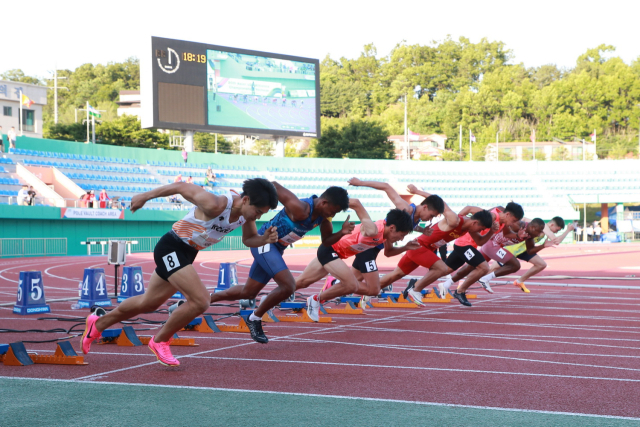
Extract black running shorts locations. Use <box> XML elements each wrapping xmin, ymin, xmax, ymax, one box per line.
<box><xmin>153</xmin><ymin>231</ymin><xmax>199</xmax><ymax>281</ymax></box>
<box><xmin>317</xmin><ymin>244</ymin><xmax>341</xmax><ymax>266</ymax></box>
<box><xmin>351</xmin><ymin>247</ymin><xmax>381</xmax><ymax>273</ymax></box>
<box><xmin>445</xmin><ymin>244</ymin><xmax>486</xmax><ymax>271</ymax></box>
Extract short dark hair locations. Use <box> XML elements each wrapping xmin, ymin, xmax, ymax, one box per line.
<box><xmin>550</xmin><ymin>216</ymin><xmax>565</xmax><ymax>229</ymax></box>
<box><xmin>385</xmin><ymin>208</ymin><xmax>413</xmax><ymax>233</ymax></box>
<box><xmin>320</xmin><ymin>186</ymin><xmax>349</xmax><ymax>212</ymax></box>
<box><xmin>242</xmin><ymin>178</ymin><xmax>278</xmax><ymax>209</ymax></box>
<box><xmin>530</xmin><ymin>218</ymin><xmax>545</xmax><ymax>229</ymax></box>
<box><xmin>471</xmin><ymin>210</ymin><xmax>493</xmax><ymax>229</ymax></box>
<box><xmin>420</xmin><ymin>194</ymin><xmax>445</xmax><ymax>214</ymax></box>
<box><xmin>504</xmin><ymin>202</ymin><xmax>524</xmax><ymax>220</ymax></box>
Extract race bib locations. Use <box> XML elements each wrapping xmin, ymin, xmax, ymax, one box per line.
<box><xmin>349</xmin><ymin>243</ymin><xmax>375</xmax><ymax>253</ymax></box>
<box><xmin>464</xmin><ymin>249</ymin><xmax>475</xmax><ymax>260</ymax></box>
<box><xmin>278</xmin><ymin>231</ymin><xmax>302</xmax><ymax>245</ymax></box>
<box><xmin>364</xmin><ymin>260</ymin><xmax>378</xmax><ymax>273</ymax></box>
<box><xmin>258</xmin><ymin>244</ymin><xmax>271</xmax><ymax>254</ymax></box>
<box><xmin>191</xmin><ymin>232</ymin><xmax>221</xmax><ymax>249</ymax></box>
<box><xmin>433</xmin><ymin>239</ymin><xmax>447</xmax><ymax>248</ymax></box>
<box><xmin>496</xmin><ymin>248</ymin><xmax>507</xmax><ymax>259</ymax></box>
<box><xmin>162</xmin><ymin>252</ymin><xmax>181</xmax><ymax>272</ymax></box>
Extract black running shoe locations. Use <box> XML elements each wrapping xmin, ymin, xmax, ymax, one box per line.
<box><xmin>453</xmin><ymin>291</ymin><xmax>472</xmax><ymax>307</ymax></box>
<box><xmin>244</xmin><ymin>316</ymin><xmax>268</xmax><ymax>344</ymax></box>
<box><xmin>402</xmin><ymin>279</ymin><xmax>417</xmax><ymax>299</ymax></box>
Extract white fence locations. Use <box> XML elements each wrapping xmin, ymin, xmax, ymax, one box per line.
<box><xmin>0</xmin><ymin>238</ymin><xmax>67</xmax><ymax>257</ymax></box>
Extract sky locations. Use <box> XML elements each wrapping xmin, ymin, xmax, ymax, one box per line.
<box><xmin>2</xmin><ymin>0</ymin><xmax>638</xmax><ymax>80</ymax></box>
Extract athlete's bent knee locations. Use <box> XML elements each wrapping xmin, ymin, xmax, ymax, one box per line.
<box><xmin>476</xmin><ymin>263</ymin><xmax>489</xmax><ymax>276</ymax></box>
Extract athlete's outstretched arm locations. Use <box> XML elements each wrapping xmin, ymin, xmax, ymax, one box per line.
<box><xmin>350</xmin><ymin>198</ymin><xmax>377</xmax><ymax>237</ymax></box>
<box><xmin>551</xmin><ymin>223</ymin><xmax>574</xmax><ymax>244</ymax></box>
<box><xmin>407</xmin><ymin>184</ymin><xmax>456</xmax><ymax>226</ymax></box>
<box><xmin>383</xmin><ymin>239</ymin><xmax>420</xmax><ymax>257</ymax></box>
<box><xmin>348</xmin><ymin>178</ymin><xmax>410</xmax><ymax>212</ymax></box>
<box><xmin>319</xmin><ymin>216</ymin><xmax>354</xmax><ymax>247</ymax></box>
<box><xmin>271</xmin><ymin>181</ymin><xmax>309</xmax><ymax>221</ymax></box>
<box><xmin>525</xmin><ymin>237</ymin><xmax>555</xmax><ymax>255</ymax></box>
<box><xmin>458</xmin><ymin>206</ymin><xmax>484</xmax><ymax>216</ymax></box>
<box><xmin>241</xmin><ymin>221</ymin><xmax>278</xmax><ymax>248</ymax></box>
<box><xmin>130</xmin><ymin>183</ymin><xmax>227</xmax><ymax>217</ymax></box>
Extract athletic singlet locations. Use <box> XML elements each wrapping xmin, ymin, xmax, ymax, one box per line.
<box><xmin>507</xmin><ymin>235</ymin><xmax>545</xmax><ymax>256</ymax></box>
<box><xmin>417</xmin><ymin>215</ymin><xmax>467</xmax><ymax>250</ymax></box>
<box><xmin>258</xmin><ymin>195</ymin><xmax>325</xmax><ymax>251</ymax></box>
<box><xmin>171</xmin><ymin>189</ymin><xmax>245</xmax><ymax>251</ymax></box>
<box><xmin>373</xmin><ymin>203</ymin><xmax>419</xmax><ymax>251</ymax></box>
<box><xmin>333</xmin><ymin>219</ymin><xmax>385</xmax><ymax>259</ymax></box>
<box><xmin>455</xmin><ymin>207</ymin><xmax>503</xmax><ymax>248</ymax></box>
<box><xmin>487</xmin><ymin>222</ymin><xmax>530</xmax><ymax>248</ymax></box>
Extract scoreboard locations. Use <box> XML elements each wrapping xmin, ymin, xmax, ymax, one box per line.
<box><xmin>141</xmin><ymin>36</ymin><xmax>320</xmax><ymax>138</ymax></box>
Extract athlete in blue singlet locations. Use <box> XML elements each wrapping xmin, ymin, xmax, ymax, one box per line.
<box><xmin>210</xmin><ymin>183</ymin><xmax>350</xmax><ymax>343</ymax></box>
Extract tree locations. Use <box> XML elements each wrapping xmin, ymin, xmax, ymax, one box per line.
<box><xmin>96</xmin><ymin>115</ymin><xmax>169</xmax><ymax>149</ymax></box>
<box><xmin>44</xmin><ymin>122</ymin><xmax>88</xmax><ymax>142</ymax></box>
<box><xmin>250</xmin><ymin>139</ymin><xmax>274</xmax><ymax>156</ymax></box>
<box><xmin>0</xmin><ymin>69</ymin><xmax>42</xmax><ymax>85</ymax></box>
<box><xmin>194</xmin><ymin>133</ymin><xmax>231</xmax><ymax>153</ymax></box>
<box><xmin>317</xmin><ymin>119</ymin><xmax>394</xmax><ymax>159</ymax></box>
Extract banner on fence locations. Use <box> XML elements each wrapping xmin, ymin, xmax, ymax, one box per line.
<box><xmin>60</xmin><ymin>208</ymin><xmax>124</xmax><ymax>220</ymax></box>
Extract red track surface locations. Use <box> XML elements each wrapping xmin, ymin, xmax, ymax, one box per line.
<box><xmin>1</xmin><ymin>243</ymin><xmax>640</xmax><ymax>418</ymax></box>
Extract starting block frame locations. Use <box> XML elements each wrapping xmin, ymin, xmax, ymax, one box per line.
<box><xmin>99</xmin><ymin>326</ymin><xmax>197</xmax><ymax>346</ymax></box>
<box><xmin>261</xmin><ymin>302</ymin><xmax>332</xmax><ymax>323</ymax></box>
<box><xmin>183</xmin><ymin>315</ymin><xmax>251</xmax><ymax>334</ymax></box>
<box><xmin>1</xmin><ymin>341</ymin><xmax>87</xmax><ymax>366</ymax></box>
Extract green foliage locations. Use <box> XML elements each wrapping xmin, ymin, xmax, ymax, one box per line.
<box><xmin>194</xmin><ymin>133</ymin><xmax>231</xmax><ymax>153</ymax></box>
<box><xmin>317</xmin><ymin>119</ymin><xmax>394</xmax><ymax>159</ymax></box>
<box><xmin>249</xmin><ymin>139</ymin><xmax>274</xmax><ymax>156</ymax></box>
<box><xmin>521</xmin><ymin>148</ymin><xmax>547</xmax><ymax>161</ymax></box>
<box><xmin>441</xmin><ymin>150</ymin><xmax>462</xmax><ymax>161</ymax></box>
<box><xmin>0</xmin><ymin>69</ymin><xmax>42</xmax><ymax>85</ymax></box>
<box><xmin>96</xmin><ymin>115</ymin><xmax>169</xmax><ymax>149</ymax></box>
<box><xmin>44</xmin><ymin>122</ymin><xmax>88</xmax><ymax>142</ymax></box>
<box><xmin>551</xmin><ymin>146</ymin><xmax>571</xmax><ymax>161</ymax></box>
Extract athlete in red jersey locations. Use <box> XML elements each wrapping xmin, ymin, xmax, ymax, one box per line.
<box><xmin>296</xmin><ymin>200</ymin><xmax>414</xmax><ymax>321</ymax></box>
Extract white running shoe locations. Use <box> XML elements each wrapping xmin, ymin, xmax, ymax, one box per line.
<box><xmin>407</xmin><ymin>289</ymin><xmax>425</xmax><ymax>307</ymax></box>
<box><xmin>478</xmin><ymin>276</ymin><xmax>494</xmax><ymax>294</ymax></box>
<box><xmin>306</xmin><ymin>295</ymin><xmax>320</xmax><ymax>322</ymax></box>
<box><xmin>358</xmin><ymin>295</ymin><xmax>370</xmax><ymax>309</ymax></box>
<box><xmin>436</xmin><ymin>282</ymin><xmax>447</xmax><ymax>299</ymax></box>
<box><xmin>259</xmin><ymin>294</ymin><xmax>274</xmax><ymax>317</ymax></box>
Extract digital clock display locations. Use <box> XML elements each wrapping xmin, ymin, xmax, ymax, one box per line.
<box><xmin>183</xmin><ymin>52</ymin><xmax>206</xmax><ymax>63</ymax></box>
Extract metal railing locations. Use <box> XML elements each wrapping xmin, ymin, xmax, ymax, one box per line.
<box><xmin>0</xmin><ymin>195</ymin><xmax>194</xmax><ymax>211</ymax></box>
<box><xmin>86</xmin><ymin>236</ymin><xmax>244</xmax><ymax>254</ymax></box>
<box><xmin>0</xmin><ymin>238</ymin><xmax>67</xmax><ymax>257</ymax></box>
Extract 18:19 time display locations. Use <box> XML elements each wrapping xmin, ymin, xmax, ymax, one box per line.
<box><xmin>183</xmin><ymin>52</ymin><xmax>206</xmax><ymax>63</ymax></box>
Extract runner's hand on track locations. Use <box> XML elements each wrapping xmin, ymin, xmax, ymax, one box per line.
<box><xmin>341</xmin><ymin>215</ymin><xmax>355</xmax><ymax>235</ymax></box>
<box><xmin>263</xmin><ymin>226</ymin><xmax>278</xmax><ymax>244</ymax></box>
<box><xmin>129</xmin><ymin>194</ymin><xmax>147</xmax><ymax>213</ymax></box>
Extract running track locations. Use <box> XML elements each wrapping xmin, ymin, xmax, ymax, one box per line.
<box><xmin>1</xmin><ymin>243</ymin><xmax>640</xmax><ymax>424</ymax></box>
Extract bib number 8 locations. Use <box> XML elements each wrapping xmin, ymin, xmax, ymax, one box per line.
<box><xmin>162</xmin><ymin>252</ymin><xmax>180</xmax><ymax>272</ymax></box>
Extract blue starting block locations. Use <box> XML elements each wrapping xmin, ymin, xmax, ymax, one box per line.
<box><xmin>0</xmin><ymin>344</ymin><xmax>8</xmax><ymax>355</ymax></box>
<box><xmin>170</xmin><ymin>291</ymin><xmax>185</xmax><ymax>299</ymax></box>
<box><xmin>279</xmin><ymin>302</ymin><xmax>307</xmax><ymax>310</ymax></box>
<box><xmin>78</xmin><ymin>268</ymin><xmax>112</xmax><ymax>308</ymax></box>
<box><xmin>13</xmin><ymin>271</ymin><xmax>51</xmax><ymax>315</ymax></box>
<box><xmin>340</xmin><ymin>296</ymin><xmax>362</xmax><ymax>305</ymax></box>
<box><xmin>216</xmin><ymin>262</ymin><xmax>238</xmax><ymax>291</ymax></box>
<box><xmin>118</xmin><ymin>266</ymin><xmax>145</xmax><ymax>303</ymax></box>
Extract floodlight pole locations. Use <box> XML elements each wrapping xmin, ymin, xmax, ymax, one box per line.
<box><xmin>275</xmin><ymin>136</ymin><xmax>285</xmax><ymax>157</ymax></box>
<box><xmin>49</xmin><ymin>67</ymin><xmax>68</xmax><ymax>124</ymax></box>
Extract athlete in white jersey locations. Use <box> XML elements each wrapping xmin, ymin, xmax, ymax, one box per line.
<box><xmin>81</xmin><ymin>179</ymin><xmax>279</xmax><ymax>366</ymax></box>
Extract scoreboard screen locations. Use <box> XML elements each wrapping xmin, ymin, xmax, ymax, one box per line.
<box><xmin>141</xmin><ymin>36</ymin><xmax>320</xmax><ymax>138</ymax></box>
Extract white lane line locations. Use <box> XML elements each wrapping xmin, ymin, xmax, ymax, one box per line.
<box><xmin>186</xmin><ymin>355</ymin><xmax>640</xmax><ymax>380</ymax></box>
<box><xmin>1</xmin><ymin>376</ymin><xmax>638</xmax><ymax>421</ymax></box>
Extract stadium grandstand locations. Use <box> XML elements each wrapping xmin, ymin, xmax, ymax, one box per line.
<box><xmin>0</xmin><ymin>135</ymin><xmax>637</xmax><ymax>257</ymax></box>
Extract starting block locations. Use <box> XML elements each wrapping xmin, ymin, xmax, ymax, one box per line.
<box><xmin>99</xmin><ymin>326</ymin><xmax>197</xmax><ymax>346</ymax></box>
<box><xmin>183</xmin><ymin>315</ymin><xmax>251</xmax><ymax>334</ymax></box>
<box><xmin>1</xmin><ymin>341</ymin><xmax>87</xmax><ymax>366</ymax></box>
<box><xmin>370</xmin><ymin>292</ymin><xmax>421</xmax><ymax>308</ymax></box>
<box><xmin>261</xmin><ymin>302</ymin><xmax>332</xmax><ymax>323</ymax></box>
<box><xmin>320</xmin><ymin>301</ymin><xmax>364</xmax><ymax>315</ymax></box>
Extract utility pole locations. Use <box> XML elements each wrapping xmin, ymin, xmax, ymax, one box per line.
<box><xmin>404</xmin><ymin>94</ymin><xmax>408</xmax><ymax>160</ymax></box>
<box><xmin>459</xmin><ymin>124</ymin><xmax>462</xmax><ymax>160</ymax></box>
<box><xmin>48</xmin><ymin>67</ymin><xmax>68</xmax><ymax>124</ymax></box>
<box><xmin>496</xmin><ymin>129</ymin><xmax>501</xmax><ymax>162</ymax></box>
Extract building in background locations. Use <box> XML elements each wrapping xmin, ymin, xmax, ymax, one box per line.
<box><xmin>485</xmin><ymin>140</ymin><xmax>597</xmax><ymax>161</ymax></box>
<box><xmin>0</xmin><ymin>80</ymin><xmax>47</xmax><ymax>138</ymax></box>
<box><xmin>116</xmin><ymin>90</ymin><xmax>141</xmax><ymax>118</ymax></box>
<box><xmin>388</xmin><ymin>133</ymin><xmax>447</xmax><ymax>160</ymax></box>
